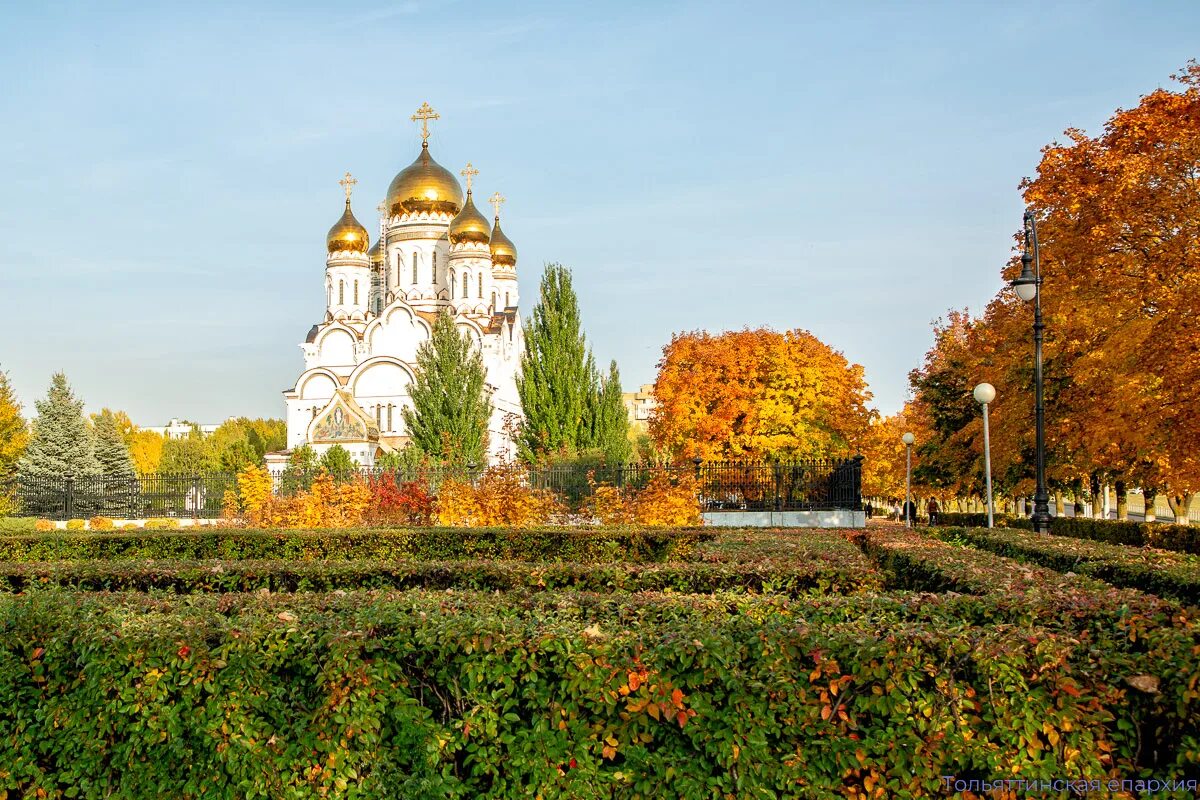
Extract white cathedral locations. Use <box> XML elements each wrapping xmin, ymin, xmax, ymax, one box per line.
<box><xmin>271</xmin><ymin>103</ymin><xmax>523</xmax><ymax>471</ymax></box>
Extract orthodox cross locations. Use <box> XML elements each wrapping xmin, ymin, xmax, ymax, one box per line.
<box><xmin>411</xmin><ymin>102</ymin><xmax>439</xmax><ymax>144</ymax></box>
<box><xmin>460</xmin><ymin>162</ymin><xmax>479</xmax><ymax>193</ymax></box>
<box><xmin>488</xmin><ymin>191</ymin><xmax>506</xmax><ymax>218</ymax></box>
<box><xmin>339</xmin><ymin>172</ymin><xmax>357</xmax><ymax>203</ymax></box>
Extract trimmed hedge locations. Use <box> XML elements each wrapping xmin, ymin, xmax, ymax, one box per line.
<box><xmin>0</xmin><ymin>554</ymin><xmax>881</xmax><ymax>596</ymax></box>
<box><xmin>944</xmin><ymin>526</ymin><xmax>1200</xmax><ymax>607</ymax></box>
<box><xmin>0</xmin><ymin>527</ymin><xmax>713</xmax><ymax>564</ymax></box>
<box><xmin>935</xmin><ymin>512</ymin><xmax>1200</xmax><ymax>555</ymax></box>
<box><xmin>1</xmin><ymin>589</ymin><xmax>1197</xmax><ymax>796</ymax></box>
<box><xmin>0</xmin><ymin>517</ymin><xmax>37</xmax><ymax>535</ymax></box>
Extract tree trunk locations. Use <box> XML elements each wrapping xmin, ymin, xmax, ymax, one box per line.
<box><xmin>1144</xmin><ymin>489</ymin><xmax>1157</xmax><ymax>523</ymax></box>
<box><xmin>1090</xmin><ymin>474</ymin><xmax>1104</xmax><ymax>519</ymax></box>
<box><xmin>1073</xmin><ymin>491</ymin><xmax>1085</xmax><ymax>518</ymax></box>
<box><xmin>1167</xmin><ymin>492</ymin><xmax>1195</xmax><ymax>526</ymax></box>
<box><xmin>1054</xmin><ymin>489</ymin><xmax>1064</xmax><ymax>517</ymax></box>
<box><xmin>1115</xmin><ymin>481</ymin><xmax>1128</xmax><ymax>521</ymax></box>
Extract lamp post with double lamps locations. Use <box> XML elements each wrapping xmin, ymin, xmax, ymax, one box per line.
<box><xmin>902</xmin><ymin>432</ymin><xmax>915</xmax><ymax>527</ymax></box>
<box><xmin>973</xmin><ymin>382</ymin><xmax>996</xmax><ymax>529</ymax></box>
<box><xmin>1010</xmin><ymin>210</ymin><xmax>1053</xmax><ymax>534</ymax></box>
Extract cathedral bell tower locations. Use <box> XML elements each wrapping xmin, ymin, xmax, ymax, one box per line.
<box><xmin>324</xmin><ymin>172</ymin><xmax>371</xmax><ymax>321</ymax></box>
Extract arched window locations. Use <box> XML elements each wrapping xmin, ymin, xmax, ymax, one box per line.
<box><xmin>412</xmin><ymin>253</ymin><xmax>418</xmax><ymax>284</ymax></box>
<box><xmin>327</xmin><ymin>282</ymin><xmax>332</xmax><ymax>306</ymax></box>
<box><xmin>462</xmin><ymin>273</ymin><xmax>468</xmax><ymax>298</ymax></box>
<box><xmin>432</xmin><ymin>252</ymin><xmax>437</xmax><ymax>283</ymax></box>
<box><xmin>353</xmin><ymin>281</ymin><xmax>359</xmax><ymax>305</ymax></box>
<box><xmin>376</xmin><ymin>405</ymin><xmax>382</xmax><ymax>428</ymax></box>
<box><xmin>492</xmin><ymin>292</ymin><xmax>497</xmax><ymax>310</ymax></box>
<box><xmin>450</xmin><ymin>271</ymin><xmax>455</xmax><ymax>299</ymax></box>
<box><xmin>339</xmin><ymin>280</ymin><xmax>344</xmax><ymax>305</ymax></box>
<box><xmin>478</xmin><ymin>273</ymin><xmax>483</xmax><ymax>298</ymax></box>
<box><xmin>386</xmin><ymin>404</ymin><xmax>393</xmax><ymax>431</ymax></box>
<box><xmin>505</xmin><ymin>292</ymin><xmax>510</xmax><ymax>308</ymax></box>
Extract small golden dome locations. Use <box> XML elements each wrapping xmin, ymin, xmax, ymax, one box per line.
<box><xmin>449</xmin><ymin>190</ymin><xmax>491</xmax><ymax>245</ymax></box>
<box><xmin>367</xmin><ymin>239</ymin><xmax>383</xmax><ymax>263</ymax></box>
<box><xmin>385</xmin><ymin>143</ymin><xmax>464</xmax><ymax>217</ymax></box>
<box><xmin>326</xmin><ymin>199</ymin><xmax>369</xmax><ymax>254</ymax></box>
<box><xmin>490</xmin><ymin>216</ymin><xmax>517</xmax><ymax>267</ymax></box>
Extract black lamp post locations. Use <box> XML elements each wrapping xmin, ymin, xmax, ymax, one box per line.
<box><xmin>1010</xmin><ymin>210</ymin><xmax>1052</xmax><ymax>534</ymax></box>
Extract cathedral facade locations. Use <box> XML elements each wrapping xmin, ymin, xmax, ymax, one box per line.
<box><xmin>278</xmin><ymin>103</ymin><xmax>523</xmax><ymax>468</ymax></box>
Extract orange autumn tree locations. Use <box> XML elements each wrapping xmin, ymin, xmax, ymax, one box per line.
<box><xmin>1018</xmin><ymin>61</ymin><xmax>1200</xmax><ymax>522</ymax></box>
<box><xmin>649</xmin><ymin>328</ymin><xmax>873</xmax><ymax>461</ymax></box>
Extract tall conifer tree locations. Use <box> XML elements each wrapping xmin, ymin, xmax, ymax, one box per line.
<box><xmin>92</xmin><ymin>409</ymin><xmax>137</xmax><ymax>480</ymax></box>
<box><xmin>18</xmin><ymin>372</ymin><xmax>101</xmax><ymax>484</ymax></box>
<box><xmin>402</xmin><ymin>310</ymin><xmax>491</xmax><ymax>466</ymax></box>
<box><xmin>517</xmin><ymin>263</ymin><xmax>598</xmax><ymax>460</ymax></box>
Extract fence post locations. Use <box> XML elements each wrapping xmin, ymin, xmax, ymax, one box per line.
<box><xmin>63</xmin><ymin>473</ymin><xmax>75</xmax><ymax>520</ymax></box>
<box><xmin>852</xmin><ymin>454</ymin><xmax>864</xmax><ymax>511</ymax></box>
<box><xmin>192</xmin><ymin>475</ymin><xmax>202</xmax><ymax>518</ymax></box>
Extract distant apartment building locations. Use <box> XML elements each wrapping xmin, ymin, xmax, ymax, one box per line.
<box><xmin>621</xmin><ymin>384</ymin><xmax>657</xmax><ymax>428</ymax></box>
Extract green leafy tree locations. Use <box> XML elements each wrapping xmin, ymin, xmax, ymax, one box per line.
<box><xmin>517</xmin><ymin>263</ymin><xmax>599</xmax><ymax>461</ymax></box>
<box><xmin>280</xmin><ymin>444</ymin><xmax>318</xmax><ymax>495</ymax></box>
<box><xmin>219</xmin><ymin>438</ymin><xmax>258</xmax><ymax>473</ymax></box>
<box><xmin>18</xmin><ymin>372</ymin><xmax>100</xmax><ymax>481</ymax></box>
<box><xmin>92</xmin><ymin>409</ymin><xmax>137</xmax><ymax>480</ymax></box>
<box><xmin>589</xmin><ymin>360</ymin><xmax>633</xmax><ymax>463</ymax></box>
<box><xmin>375</xmin><ymin>443</ymin><xmax>429</xmax><ymax>475</ymax></box>
<box><xmin>0</xmin><ymin>369</ymin><xmax>29</xmax><ymax>515</ymax></box>
<box><xmin>318</xmin><ymin>444</ymin><xmax>357</xmax><ymax>480</ymax></box>
<box><xmin>159</xmin><ymin>427</ymin><xmax>218</xmax><ymax>474</ymax></box>
<box><xmin>402</xmin><ymin>310</ymin><xmax>492</xmax><ymax>467</ymax></box>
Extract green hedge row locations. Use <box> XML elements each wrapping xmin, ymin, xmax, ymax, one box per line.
<box><xmin>0</xmin><ymin>527</ymin><xmax>713</xmax><ymax>564</ymax></box>
<box><xmin>934</xmin><ymin>512</ymin><xmax>1200</xmax><ymax>555</ymax></box>
<box><xmin>854</xmin><ymin>529</ymin><xmax>1173</xmax><ymax>633</ymax></box>
<box><xmin>0</xmin><ymin>554</ymin><xmax>881</xmax><ymax>596</ymax></box>
<box><xmin>944</xmin><ymin>527</ymin><xmax>1200</xmax><ymax>607</ymax></box>
<box><xmin>0</xmin><ymin>517</ymin><xmax>37</xmax><ymax>535</ymax></box>
<box><xmin>1</xmin><ymin>589</ymin><xmax>1196</xmax><ymax>797</ymax></box>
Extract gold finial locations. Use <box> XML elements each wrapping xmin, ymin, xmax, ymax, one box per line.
<box><xmin>460</xmin><ymin>162</ymin><xmax>479</xmax><ymax>193</ymax></box>
<box><xmin>339</xmin><ymin>171</ymin><xmax>357</xmax><ymax>205</ymax></box>
<box><xmin>488</xmin><ymin>191</ymin><xmax>506</xmax><ymax>218</ymax></box>
<box><xmin>411</xmin><ymin>102</ymin><xmax>440</xmax><ymax>145</ymax></box>
<box><xmin>376</xmin><ymin>201</ymin><xmax>386</xmax><ymax>216</ymax></box>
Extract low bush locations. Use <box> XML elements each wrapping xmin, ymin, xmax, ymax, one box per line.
<box><xmin>144</xmin><ymin>518</ymin><xmax>181</xmax><ymax>530</ymax></box>
<box><xmin>0</xmin><ymin>589</ymin><xmax>1195</xmax><ymax>796</ymax></box>
<box><xmin>87</xmin><ymin>516</ymin><xmax>114</xmax><ymax>531</ymax></box>
<box><xmin>0</xmin><ymin>518</ymin><xmax>36</xmax><ymax>534</ymax></box>
<box><xmin>436</xmin><ymin>463</ymin><xmax>565</xmax><ymax>528</ymax></box>
<box><xmin>0</xmin><ymin>527</ymin><xmax>714</xmax><ymax>564</ymax></box>
<box><xmin>64</xmin><ymin>519</ymin><xmax>85</xmax><ymax>531</ymax></box>
<box><xmin>935</xmin><ymin>512</ymin><xmax>1200</xmax><ymax>555</ymax></box>
<box><xmin>34</xmin><ymin>519</ymin><xmax>55</xmax><ymax>532</ymax></box>
<box><xmin>947</xmin><ymin>527</ymin><xmax>1200</xmax><ymax>607</ymax></box>
<box><xmin>582</xmin><ymin>470</ymin><xmax>703</xmax><ymax>528</ymax></box>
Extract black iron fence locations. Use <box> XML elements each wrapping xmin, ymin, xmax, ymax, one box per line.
<box><xmin>16</xmin><ymin>457</ymin><xmax>862</xmax><ymax>521</ymax></box>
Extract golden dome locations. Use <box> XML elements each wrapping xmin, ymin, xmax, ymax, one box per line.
<box><xmin>367</xmin><ymin>239</ymin><xmax>383</xmax><ymax>263</ymax></box>
<box><xmin>449</xmin><ymin>190</ymin><xmax>491</xmax><ymax>245</ymax></box>
<box><xmin>385</xmin><ymin>143</ymin><xmax>463</xmax><ymax>217</ymax></box>
<box><xmin>490</xmin><ymin>215</ymin><xmax>517</xmax><ymax>267</ymax></box>
<box><xmin>326</xmin><ymin>199</ymin><xmax>369</xmax><ymax>254</ymax></box>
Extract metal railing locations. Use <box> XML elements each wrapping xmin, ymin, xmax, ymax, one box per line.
<box><xmin>15</xmin><ymin>457</ymin><xmax>863</xmax><ymax>521</ymax></box>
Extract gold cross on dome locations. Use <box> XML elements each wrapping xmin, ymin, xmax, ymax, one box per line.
<box><xmin>460</xmin><ymin>162</ymin><xmax>479</xmax><ymax>193</ymax></box>
<box><xmin>339</xmin><ymin>171</ymin><xmax>357</xmax><ymax>202</ymax></box>
<box><xmin>488</xmin><ymin>191</ymin><xmax>506</xmax><ymax>218</ymax></box>
<box><xmin>376</xmin><ymin>201</ymin><xmax>386</xmax><ymax>216</ymax></box>
<box><xmin>411</xmin><ymin>102</ymin><xmax>440</xmax><ymax>143</ymax></box>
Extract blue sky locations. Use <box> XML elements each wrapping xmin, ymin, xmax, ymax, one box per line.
<box><xmin>1</xmin><ymin>0</ymin><xmax>1197</xmax><ymax>425</ymax></box>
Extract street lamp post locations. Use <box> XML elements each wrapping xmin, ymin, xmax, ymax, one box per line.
<box><xmin>902</xmin><ymin>432</ymin><xmax>915</xmax><ymax>528</ymax></box>
<box><xmin>973</xmin><ymin>383</ymin><xmax>996</xmax><ymax>529</ymax></box>
<box><xmin>1010</xmin><ymin>210</ymin><xmax>1053</xmax><ymax>534</ymax></box>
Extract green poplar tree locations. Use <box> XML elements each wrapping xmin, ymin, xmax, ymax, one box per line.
<box><xmin>318</xmin><ymin>444</ymin><xmax>357</xmax><ymax>480</ymax></box>
<box><xmin>591</xmin><ymin>360</ymin><xmax>633</xmax><ymax>463</ymax></box>
<box><xmin>18</xmin><ymin>372</ymin><xmax>100</xmax><ymax>481</ymax></box>
<box><xmin>517</xmin><ymin>263</ymin><xmax>598</xmax><ymax>461</ymax></box>
<box><xmin>402</xmin><ymin>309</ymin><xmax>491</xmax><ymax>467</ymax></box>
<box><xmin>92</xmin><ymin>409</ymin><xmax>137</xmax><ymax>480</ymax></box>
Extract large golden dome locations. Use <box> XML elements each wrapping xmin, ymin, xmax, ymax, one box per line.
<box><xmin>449</xmin><ymin>190</ymin><xmax>491</xmax><ymax>245</ymax></box>
<box><xmin>385</xmin><ymin>143</ymin><xmax>464</xmax><ymax>217</ymax></box>
<box><xmin>490</xmin><ymin>215</ymin><xmax>517</xmax><ymax>267</ymax></box>
<box><xmin>326</xmin><ymin>200</ymin><xmax>369</xmax><ymax>254</ymax></box>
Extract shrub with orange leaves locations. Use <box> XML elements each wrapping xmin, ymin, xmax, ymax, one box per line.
<box><xmin>261</xmin><ymin>473</ymin><xmax>373</xmax><ymax>529</ymax></box>
<box><xmin>368</xmin><ymin>473</ymin><xmax>435</xmax><ymax>526</ymax></box>
<box><xmin>581</xmin><ymin>469</ymin><xmax>703</xmax><ymax>527</ymax></box>
<box><xmin>235</xmin><ymin>464</ymin><xmax>274</xmax><ymax>525</ymax></box>
<box><xmin>436</xmin><ymin>462</ymin><xmax>563</xmax><ymax>528</ymax></box>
